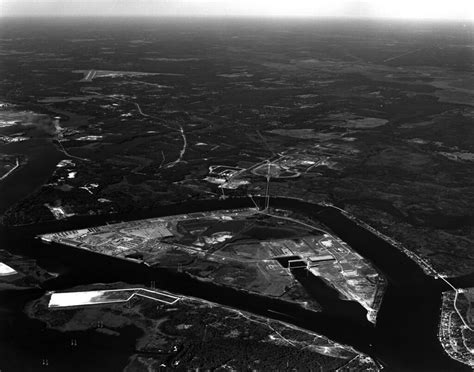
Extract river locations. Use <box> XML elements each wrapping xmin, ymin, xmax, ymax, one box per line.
<box><xmin>0</xmin><ymin>138</ymin><xmax>63</xmax><ymax>215</ymax></box>
<box><xmin>0</xmin><ymin>138</ymin><xmax>472</xmax><ymax>371</ymax></box>
<box><xmin>0</xmin><ymin>196</ymin><xmax>473</xmax><ymax>371</ymax></box>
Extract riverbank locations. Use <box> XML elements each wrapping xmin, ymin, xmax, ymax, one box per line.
<box><xmin>1</xmin><ymin>196</ymin><xmax>472</xmax><ymax>370</ymax></box>
<box><xmin>24</xmin><ymin>282</ymin><xmax>365</xmax><ymax>371</ymax></box>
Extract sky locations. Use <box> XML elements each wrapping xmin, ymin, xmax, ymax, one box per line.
<box><xmin>1</xmin><ymin>0</ymin><xmax>473</xmax><ymax>20</ymax></box>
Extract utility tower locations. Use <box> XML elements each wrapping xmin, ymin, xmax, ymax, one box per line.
<box><xmin>264</xmin><ymin>160</ymin><xmax>271</xmax><ymax>211</ymax></box>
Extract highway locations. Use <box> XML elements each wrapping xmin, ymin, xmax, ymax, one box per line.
<box><xmin>0</xmin><ymin>157</ymin><xmax>20</xmax><ymax>181</ymax></box>
<box><xmin>82</xmin><ymin>70</ymin><xmax>97</xmax><ymax>82</ymax></box>
<box><xmin>56</xmin><ymin>137</ymin><xmax>90</xmax><ymax>162</ymax></box>
<box><xmin>134</xmin><ymin>102</ymin><xmax>150</xmax><ymax>117</ymax></box>
<box><xmin>131</xmin><ymin>102</ymin><xmax>187</xmax><ymax>168</ymax></box>
<box><xmin>88</xmin><ymin>92</ymin><xmax>188</xmax><ymax>169</ymax></box>
<box><xmin>383</xmin><ymin>48</ymin><xmax>425</xmax><ymax>63</ymax></box>
<box><xmin>304</xmin><ymin>158</ymin><xmax>326</xmax><ymax>173</ymax></box>
<box><xmin>223</xmin><ymin>153</ymin><xmax>288</xmax><ymax>189</ymax></box>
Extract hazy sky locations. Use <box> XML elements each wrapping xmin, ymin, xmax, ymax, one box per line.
<box><xmin>1</xmin><ymin>0</ymin><xmax>473</xmax><ymax>20</ymax></box>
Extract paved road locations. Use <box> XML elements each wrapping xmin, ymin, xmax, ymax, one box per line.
<box><xmin>0</xmin><ymin>157</ymin><xmax>19</xmax><ymax>181</ymax></box>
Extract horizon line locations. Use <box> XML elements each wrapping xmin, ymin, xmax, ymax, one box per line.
<box><xmin>1</xmin><ymin>14</ymin><xmax>473</xmax><ymax>23</ymax></box>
